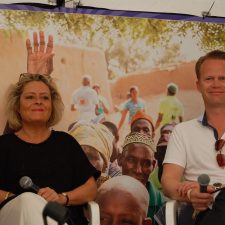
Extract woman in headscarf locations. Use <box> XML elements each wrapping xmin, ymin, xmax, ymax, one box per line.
<box><xmin>70</xmin><ymin>122</ymin><xmax>114</xmax><ymax>187</ymax></box>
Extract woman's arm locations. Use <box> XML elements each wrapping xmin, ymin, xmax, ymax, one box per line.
<box><xmin>66</xmin><ymin>176</ymin><xmax>97</xmax><ymax>205</ymax></box>
<box><xmin>38</xmin><ymin>176</ymin><xmax>97</xmax><ymax>206</ymax></box>
<box><xmin>0</xmin><ymin>190</ymin><xmax>15</xmax><ymax>204</ymax></box>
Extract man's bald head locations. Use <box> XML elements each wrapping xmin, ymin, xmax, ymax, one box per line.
<box><xmin>96</xmin><ymin>175</ymin><xmax>149</xmax><ymax>217</ymax></box>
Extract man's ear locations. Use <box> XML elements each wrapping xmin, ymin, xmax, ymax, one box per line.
<box><xmin>196</xmin><ymin>80</ymin><xmax>200</xmax><ymax>92</ymax></box>
<box><xmin>143</xmin><ymin>218</ymin><xmax>152</xmax><ymax>225</ymax></box>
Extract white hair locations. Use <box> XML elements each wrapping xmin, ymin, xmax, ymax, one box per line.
<box><xmin>96</xmin><ymin>175</ymin><xmax>149</xmax><ymax>216</ymax></box>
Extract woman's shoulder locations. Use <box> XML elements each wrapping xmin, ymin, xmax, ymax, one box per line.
<box><xmin>51</xmin><ymin>130</ymin><xmax>79</xmax><ymax>145</ymax></box>
<box><xmin>0</xmin><ymin>133</ymin><xmax>17</xmax><ymax>148</ymax></box>
<box><xmin>0</xmin><ymin>132</ymin><xmax>16</xmax><ymax>141</ymax></box>
<box><xmin>52</xmin><ymin>130</ymin><xmax>74</xmax><ymax>139</ymax></box>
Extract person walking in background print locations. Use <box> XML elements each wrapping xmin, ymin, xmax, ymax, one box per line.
<box><xmin>154</xmin><ymin>82</ymin><xmax>184</xmax><ymax>131</ymax></box>
<box><xmin>118</xmin><ymin>85</ymin><xmax>146</xmax><ymax>131</ymax></box>
<box><xmin>71</xmin><ymin>75</ymin><xmax>99</xmax><ymax>123</ymax></box>
<box><xmin>93</xmin><ymin>83</ymin><xmax>110</xmax><ymax>121</ymax></box>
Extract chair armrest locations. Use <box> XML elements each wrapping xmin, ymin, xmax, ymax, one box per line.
<box><xmin>87</xmin><ymin>201</ymin><xmax>100</xmax><ymax>225</ymax></box>
<box><xmin>165</xmin><ymin>200</ymin><xmax>179</xmax><ymax>225</ymax></box>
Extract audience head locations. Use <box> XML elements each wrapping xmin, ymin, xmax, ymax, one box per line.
<box><xmin>82</xmin><ymin>74</ymin><xmax>91</xmax><ymax>86</ymax></box>
<box><xmin>155</xmin><ymin>123</ymin><xmax>176</xmax><ymax>181</ymax></box>
<box><xmin>129</xmin><ymin>85</ymin><xmax>139</xmax><ymax>99</ymax></box>
<box><xmin>130</xmin><ymin>111</ymin><xmax>154</xmax><ymax>137</ymax></box>
<box><xmin>157</xmin><ymin>123</ymin><xmax>176</xmax><ymax>147</ymax></box>
<box><xmin>5</xmin><ymin>73</ymin><xmax>64</xmax><ymax>131</ymax></box>
<box><xmin>119</xmin><ymin>132</ymin><xmax>156</xmax><ymax>186</ymax></box>
<box><xmin>96</xmin><ymin>175</ymin><xmax>151</xmax><ymax>225</ymax></box>
<box><xmin>70</xmin><ymin>122</ymin><xmax>114</xmax><ymax>172</ymax></box>
<box><xmin>93</xmin><ymin>83</ymin><xmax>101</xmax><ymax>94</ymax></box>
<box><xmin>195</xmin><ymin>50</ymin><xmax>225</xmax><ymax>80</ymax></box>
<box><xmin>167</xmin><ymin>82</ymin><xmax>178</xmax><ymax>96</ymax></box>
<box><xmin>102</xmin><ymin>121</ymin><xmax>120</xmax><ymax>162</ymax></box>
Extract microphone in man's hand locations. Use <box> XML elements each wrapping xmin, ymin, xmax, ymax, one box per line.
<box><xmin>192</xmin><ymin>174</ymin><xmax>210</xmax><ymax>220</ymax></box>
<box><xmin>19</xmin><ymin>176</ymin><xmax>40</xmax><ymax>192</ymax></box>
<box><xmin>198</xmin><ymin>174</ymin><xmax>210</xmax><ymax>193</ymax></box>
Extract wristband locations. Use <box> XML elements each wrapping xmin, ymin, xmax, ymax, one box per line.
<box><xmin>4</xmin><ymin>192</ymin><xmax>10</xmax><ymax>200</ymax></box>
<box><xmin>187</xmin><ymin>188</ymin><xmax>193</xmax><ymax>201</ymax></box>
<box><xmin>62</xmin><ymin>192</ymin><xmax>69</xmax><ymax>206</ymax></box>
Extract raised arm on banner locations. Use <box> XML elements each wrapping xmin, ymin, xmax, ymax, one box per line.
<box><xmin>26</xmin><ymin>31</ymin><xmax>54</xmax><ymax>76</ymax></box>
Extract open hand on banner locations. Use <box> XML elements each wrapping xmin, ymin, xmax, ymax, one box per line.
<box><xmin>26</xmin><ymin>31</ymin><xmax>54</xmax><ymax>76</ymax></box>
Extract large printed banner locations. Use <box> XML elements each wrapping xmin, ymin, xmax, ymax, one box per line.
<box><xmin>0</xmin><ymin>4</ymin><xmax>225</xmax><ymax>224</ymax></box>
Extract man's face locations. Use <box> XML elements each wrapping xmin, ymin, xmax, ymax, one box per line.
<box><xmin>196</xmin><ymin>59</ymin><xmax>225</xmax><ymax>108</ymax></box>
<box><xmin>131</xmin><ymin>119</ymin><xmax>154</xmax><ymax>137</ymax></box>
<box><xmin>97</xmin><ymin>190</ymin><xmax>146</xmax><ymax>225</ymax></box>
<box><xmin>119</xmin><ymin>144</ymin><xmax>155</xmax><ymax>185</ymax></box>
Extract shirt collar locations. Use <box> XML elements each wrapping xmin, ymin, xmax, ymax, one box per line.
<box><xmin>197</xmin><ymin>112</ymin><xmax>208</xmax><ymax>126</ymax></box>
<box><xmin>197</xmin><ymin>112</ymin><xmax>218</xmax><ymax>140</ymax></box>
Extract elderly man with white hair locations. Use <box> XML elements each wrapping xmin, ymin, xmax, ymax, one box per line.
<box><xmin>96</xmin><ymin>175</ymin><xmax>152</xmax><ymax>225</ymax></box>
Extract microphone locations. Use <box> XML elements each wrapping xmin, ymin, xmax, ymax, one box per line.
<box><xmin>192</xmin><ymin>174</ymin><xmax>210</xmax><ymax>219</ymax></box>
<box><xmin>198</xmin><ymin>174</ymin><xmax>210</xmax><ymax>193</ymax></box>
<box><xmin>19</xmin><ymin>176</ymin><xmax>40</xmax><ymax>192</ymax></box>
<box><xmin>42</xmin><ymin>202</ymin><xmax>72</xmax><ymax>225</ymax></box>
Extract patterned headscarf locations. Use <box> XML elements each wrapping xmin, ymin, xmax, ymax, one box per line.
<box><xmin>69</xmin><ymin>122</ymin><xmax>114</xmax><ymax>166</ymax></box>
<box><xmin>122</xmin><ymin>132</ymin><xmax>156</xmax><ymax>152</ymax></box>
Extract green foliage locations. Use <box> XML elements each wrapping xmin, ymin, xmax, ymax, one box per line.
<box><xmin>0</xmin><ymin>10</ymin><xmax>49</xmax><ymax>32</ymax></box>
<box><xmin>170</xmin><ymin>20</ymin><xmax>225</xmax><ymax>51</ymax></box>
<box><xmin>1</xmin><ymin>9</ymin><xmax>225</xmax><ymax>79</ymax></box>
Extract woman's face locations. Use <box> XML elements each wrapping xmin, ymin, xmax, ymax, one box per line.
<box><xmin>81</xmin><ymin>145</ymin><xmax>106</xmax><ymax>172</ymax></box>
<box><xmin>19</xmin><ymin>81</ymin><xmax>52</xmax><ymax>127</ymax></box>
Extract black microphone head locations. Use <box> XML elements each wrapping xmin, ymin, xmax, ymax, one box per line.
<box><xmin>198</xmin><ymin>174</ymin><xmax>210</xmax><ymax>186</ymax></box>
<box><xmin>19</xmin><ymin>176</ymin><xmax>33</xmax><ymax>189</ymax></box>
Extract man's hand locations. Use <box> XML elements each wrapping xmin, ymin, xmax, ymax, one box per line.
<box><xmin>176</xmin><ymin>181</ymin><xmax>199</xmax><ymax>198</ymax></box>
<box><xmin>189</xmin><ymin>188</ymin><xmax>213</xmax><ymax>212</ymax></box>
<box><xmin>27</xmin><ymin>31</ymin><xmax>54</xmax><ymax>76</ymax></box>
